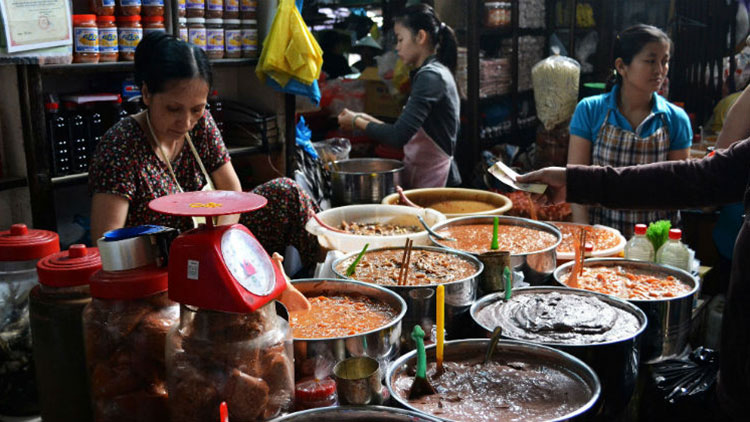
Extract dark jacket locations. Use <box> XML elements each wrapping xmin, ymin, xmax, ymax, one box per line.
<box><xmin>567</xmin><ymin>138</ymin><xmax>750</xmax><ymax>420</ymax></box>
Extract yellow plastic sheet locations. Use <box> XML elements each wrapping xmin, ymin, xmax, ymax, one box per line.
<box><xmin>256</xmin><ymin>0</ymin><xmax>323</xmax><ymax>88</ymax></box>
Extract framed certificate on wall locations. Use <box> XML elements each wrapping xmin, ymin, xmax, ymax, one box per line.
<box><xmin>0</xmin><ymin>0</ymin><xmax>71</xmax><ymax>52</ymax></box>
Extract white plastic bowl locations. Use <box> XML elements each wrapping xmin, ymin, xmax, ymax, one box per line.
<box><xmin>305</xmin><ymin>204</ymin><xmax>446</xmax><ymax>253</ymax></box>
<box><xmin>550</xmin><ymin>221</ymin><xmax>627</xmax><ymax>262</ymax></box>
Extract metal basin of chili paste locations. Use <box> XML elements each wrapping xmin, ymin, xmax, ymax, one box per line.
<box><xmin>393</xmin><ymin>355</ymin><xmax>592</xmax><ymax>422</ymax></box>
<box><xmin>435</xmin><ymin>224</ymin><xmax>557</xmax><ymax>254</ymax></box>
<box><xmin>477</xmin><ymin>291</ymin><xmax>641</xmax><ymax>344</ymax></box>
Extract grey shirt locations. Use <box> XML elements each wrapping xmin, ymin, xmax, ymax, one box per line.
<box><xmin>365</xmin><ymin>56</ymin><xmax>461</xmax><ymax>186</ymax></box>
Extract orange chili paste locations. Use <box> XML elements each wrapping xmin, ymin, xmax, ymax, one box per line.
<box><xmin>290</xmin><ymin>295</ymin><xmax>395</xmax><ymax>338</ymax></box>
<box><xmin>561</xmin><ymin>266</ymin><xmax>692</xmax><ymax>300</ymax></box>
<box><xmin>436</xmin><ymin>224</ymin><xmax>557</xmax><ymax>254</ymax></box>
<box><xmin>553</xmin><ymin>222</ymin><xmax>621</xmax><ymax>254</ymax></box>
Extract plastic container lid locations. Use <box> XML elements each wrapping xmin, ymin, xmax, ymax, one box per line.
<box><xmin>37</xmin><ymin>244</ymin><xmax>102</xmax><ymax>288</ymax></box>
<box><xmin>45</xmin><ymin>102</ymin><xmax>59</xmax><ymax>111</ymax></box>
<box><xmin>668</xmin><ymin>228</ymin><xmax>682</xmax><ymax>240</ymax></box>
<box><xmin>206</xmin><ymin>18</ymin><xmax>223</xmax><ymax>24</ymax></box>
<box><xmin>225</xmin><ymin>19</ymin><xmax>241</xmax><ymax>25</ymax></box>
<box><xmin>485</xmin><ymin>2</ymin><xmax>503</xmax><ymax>7</ymax></box>
<box><xmin>295</xmin><ymin>377</ymin><xmax>337</xmax><ymax>401</ymax></box>
<box><xmin>242</xmin><ymin>19</ymin><xmax>258</xmax><ymax>24</ymax></box>
<box><xmin>97</xmin><ymin>15</ymin><xmax>116</xmax><ymax>23</ymax></box>
<box><xmin>89</xmin><ymin>264</ymin><xmax>168</xmax><ymax>300</ymax></box>
<box><xmin>187</xmin><ymin>17</ymin><xmax>206</xmax><ymax>24</ymax></box>
<box><xmin>179</xmin><ymin>17</ymin><xmax>187</xmax><ymax>23</ymax></box>
<box><xmin>117</xmin><ymin>15</ymin><xmax>142</xmax><ymax>22</ymax></box>
<box><xmin>634</xmin><ymin>224</ymin><xmax>647</xmax><ymax>235</ymax></box>
<box><xmin>0</xmin><ymin>224</ymin><xmax>60</xmax><ymax>262</ymax></box>
<box><xmin>73</xmin><ymin>14</ymin><xmax>97</xmax><ymax>23</ymax></box>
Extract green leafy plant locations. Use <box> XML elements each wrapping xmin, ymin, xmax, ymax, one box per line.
<box><xmin>646</xmin><ymin>220</ymin><xmax>671</xmax><ymax>252</ymax></box>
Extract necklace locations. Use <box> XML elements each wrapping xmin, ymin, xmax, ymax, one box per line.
<box><xmin>145</xmin><ymin>110</ymin><xmax>179</xmax><ymax>163</ymax></box>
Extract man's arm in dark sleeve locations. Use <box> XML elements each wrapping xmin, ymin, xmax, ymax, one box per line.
<box><xmin>364</xmin><ymin>70</ymin><xmax>442</xmax><ymax>147</ymax></box>
<box><xmin>567</xmin><ymin>138</ymin><xmax>750</xmax><ymax>209</ymax></box>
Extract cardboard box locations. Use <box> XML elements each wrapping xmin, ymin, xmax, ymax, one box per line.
<box><xmin>360</xmin><ymin>67</ymin><xmax>403</xmax><ymax>119</ymax></box>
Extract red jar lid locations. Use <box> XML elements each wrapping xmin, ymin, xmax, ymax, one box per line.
<box><xmin>97</xmin><ymin>15</ymin><xmax>116</xmax><ymax>23</ymax></box>
<box><xmin>89</xmin><ymin>263</ymin><xmax>168</xmax><ymax>300</ymax></box>
<box><xmin>73</xmin><ymin>14</ymin><xmax>97</xmax><ymax>24</ymax></box>
<box><xmin>37</xmin><ymin>244</ymin><xmax>102</xmax><ymax>288</ymax></box>
<box><xmin>295</xmin><ymin>377</ymin><xmax>336</xmax><ymax>402</ymax></box>
<box><xmin>117</xmin><ymin>15</ymin><xmax>142</xmax><ymax>22</ymax></box>
<box><xmin>0</xmin><ymin>224</ymin><xmax>60</xmax><ymax>261</ymax></box>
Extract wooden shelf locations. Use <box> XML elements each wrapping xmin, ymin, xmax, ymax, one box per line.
<box><xmin>39</xmin><ymin>58</ymin><xmax>257</xmax><ymax>74</ymax></box>
<box><xmin>0</xmin><ymin>176</ymin><xmax>28</xmax><ymax>191</ymax></box>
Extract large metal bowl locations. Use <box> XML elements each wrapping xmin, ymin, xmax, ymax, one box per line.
<box><xmin>330</xmin><ymin>158</ymin><xmax>404</xmax><ymax>206</ymax></box>
<box><xmin>553</xmin><ymin>258</ymin><xmax>699</xmax><ymax>363</ymax></box>
<box><xmin>386</xmin><ymin>339</ymin><xmax>601</xmax><ymax>422</ymax></box>
<box><xmin>331</xmin><ymin>246</ymin><xmax>483</xmax><ymax>342</ymax></box>
<box><xmin>470</xmin><ymin>287</ymin><xmax>647</xmax><ymax>418</ymax></box>
<box><xmin>428</xmin><ymin>215</ymin><xmax>561</xmax><ymax>285</ymax></box>
<box><xmin>268</xmin><ymin>405</ymin><xmax>442</xmax><ymax>421</ymax></box>
<box><xmin>290</xmin><ymin>278</ymin><xmax>407</xmax><ymax>380</ymax></box>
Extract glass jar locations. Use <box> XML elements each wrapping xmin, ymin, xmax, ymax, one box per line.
<box><xmin>186</xmin><ymin>0</ymin><xmax>205</xmax><ymax>17</ymax></box>
<box><xmin>117</xmin><ymin>15</ymin><xmax>142</xmax><ymax>61</ymax></box>
<box><xmin>0</xmin><ymin>224</ymin><xmax>60</xmax><ymax>416</ymax></box>
<box><xmin>206</xmin><ymin>18</ymin><xmax>224</xmax><ymax>59</ymax></box>
<box><xmin>73</xmin><ymin>14</ymin><xmax>100</xmax><ymax>63</ymax></box>
<box><xmin>502</xmin><ymin>2</ymin><xmax>512</xmax><ymax>26</ymax></box>
<box><xmin>224</xmin><ymin>18</ymin><xmax>241</xmax><ymax>58</ymax></box>
<box><xmin>240</xmin><ymin>0</ymin><xmax>257</xmax><ymax>20</ymax></box>
<box><xmin>224</xmin><ymin>0</ymin><xmax>238</xmax><ymax>19</ymax></box>
<box><xmin>205</xmin><ymin>0</ymin><xmax>223</xmax><ymax>18</ymax></box>
<box><xmin>142</xmin><ymin>0</ymin><xmax>164</xmax><ymax>17</ymax></box>
<box><xmin>117</xmin><ymin>0</ymin><xmax>141</xmax><ymax>16</ymax></box>
<box><xmin>30</xmin><ymin>245</ymin><xmax>101</xmax><ymax>422</ymax></box>
<box><xmin>84</xmin><ymin>274</ymin><xmax>177</xmax><ymax>422</ymax></box>
<box><xmin>178</xmin><ymin>17</ymin><xmax>188</xmax><ymax>42</ymax></box>
<box><xmin>187</xmin><ymin>17</ymin><xmax>207</xmax><ymax>51</ymax></box>
<box><xmin>166</xmin><ymin>303</ymin><xmax>294</xmax><ymax>421</ymax></box>
<box><xmin>484</xmin><ymin>2</ymin><xmax>504</xmax><ymax>28</ymax></box>
<box><xmin>241</xmin><ymin>18</ymin><xmax>258</xmax><ymax>59</ymax></box>
<box><xmin>295</xmin><ymin>377</ymin><xmax>338</xmax><ymax>410</ymax></box>
<box><xmin>177</xmin><ymin>0</ymin><xmax>186</xmax><ymax>17</ymax></box>
<box><xmin>97</xmin><ymin>15</ymin><xmax>118</xmax><ymax>62</ymax></box>
<box><xmin>90</xmin><ymin>0</ymin><xmax>115</xmax><ymax>16</ymax></box>
<box><xmin>143</xmin><ymin>15</ymin><xmax>166</xmax><ymax>36</ymax></box>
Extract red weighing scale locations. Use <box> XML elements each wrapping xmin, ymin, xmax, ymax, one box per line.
<box><xmin>149</xmin><ymin>190</ymin><xmax>287</xmax><ymax>312</ymax></box>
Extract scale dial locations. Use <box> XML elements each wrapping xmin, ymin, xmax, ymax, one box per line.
<box><xmin>220</xmin><ymin>228</ymin><xmax>275</xmax><ymax>296</ymax></box>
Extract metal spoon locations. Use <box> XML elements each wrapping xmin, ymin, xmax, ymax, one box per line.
<box><xmin>418</xmin><ymin>215</ymin><xmax>456</xmax><ymax>242</ymax></box>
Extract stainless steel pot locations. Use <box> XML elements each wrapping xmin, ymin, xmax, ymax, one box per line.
<box><xmin>553</xmin><ymin>258</ymin><xmax>699</xmax><ymax>363</ymax></box>
<box><xmin>268</xmin><ymin>405</ymin><xmax>442</xmax><ymax>422</ymax></box>
<box><xmin>290</xmin><ymin>279</ymin><xmax>407</xmax><ymax>380</ymax></box>
<box><xmin>386</xmin><ymin>339</ymin><xmax>601</xmax><ymax>422</ymax></box>
<box><xmin>330</xmin><ymin>158</ymin><xmax>404</xmax><ymax>206</ymax></box>
<box><xmin>331</xmin><ymin>246</ymin><xmax>483</xmax><ymax>343</ymax></box>
<box><xmin>470</xmin><ymin>287</ymin><xmax>647</xmax><ymax>419</ymax></box>
<box><xmin>428</xmin><ymin>215</ymin><xmax>561</xmax><ymax>286</ymax></box>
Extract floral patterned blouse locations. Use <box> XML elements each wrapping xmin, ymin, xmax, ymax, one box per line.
<box><xmin>89</xmin><ymin>110</ymin><xmax>230</xmax><ymax>232</ymax></box>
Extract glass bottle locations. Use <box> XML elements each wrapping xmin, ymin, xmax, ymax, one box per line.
<box><xmin>656</xmin><ymin>228</ymin><xmax>691</xmax><ymax>271</ymax></box>
<box><xmin>624</xmin><ymin>223</ymin><xmax>655</xmax><ymax>261</ymax></box>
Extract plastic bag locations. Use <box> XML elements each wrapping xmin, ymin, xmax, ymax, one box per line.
<box><xmin>312</xmin><ymin>138</ymin><xmax>351</xmax><ymax>164</ymax></box>
<box><xmin>531</xmin><ymin>51</ymin><xmax>580</xmax><ymax>130</ymax></box>
<box><xmin>650</xmin><ymin>347</ymin><xmax>719</xmax><ymax>404</ymax></box>
<box><xmin>575</xmin><ymin>30</ymin><xmax>598</xmax><ymax>73</ymax></box>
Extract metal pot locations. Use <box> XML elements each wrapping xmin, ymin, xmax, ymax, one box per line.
<box><xmin>290</xmin><ymin>279</ymin><xmax>407</xmax><ymax>380</ymax></box>
<box><xmin>470</xmin><ymin>287</ymin><xmax>647</xmax><ymax>419</ymax></box>
<box><xmin>331</xmin><ymin>246</ymin><xmax>483</xmax><ymax>343</ymax></box>
<box><xmin>268</xmin><ymin>405</ymin><xmax>442</xmax><ymax>422</ymax></box>
<box><xmin>553</xmin><ymin>258</ymin><xmax>699</xmax><ymax>363</ymax></box>
<box><xmin>428</xmin><ymin>215</ymin><xmax>561</xmax><ymax>286</ymax></box>
<box><xmin>330</xmin><ymin>158</ymin><xmax>404</xmax><ymax>206</ymax></box>
<box><xmin>386</xmin><ymin>339</ymin><xmax>601</xmax><ymax>422</ymax></box>
<box><xmin>381</xmin><ymin>187</ymin><xmax>513</xmax><ymax>218</ymax></box>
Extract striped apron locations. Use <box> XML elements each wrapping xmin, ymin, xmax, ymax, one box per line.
<box><xmin>589</xmin><ymin>108</ymin><xmax>678</xmax><ymax>237</ymax></box>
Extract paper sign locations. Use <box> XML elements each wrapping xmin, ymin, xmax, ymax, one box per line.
<box><xmin>0</xmin><ymin>0</ymin><xmax>71</xmax><ymax>52</ymax></box>
<box><xmin>488</xmin><ymin>161</ymin><xmax>547</xmax><ymax>194</ymax></box>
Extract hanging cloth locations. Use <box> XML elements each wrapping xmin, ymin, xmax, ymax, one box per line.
<box><xmin>256</xmin><ymin>0</ymin><xmax>323</xmax><ymax>104</ymax></box>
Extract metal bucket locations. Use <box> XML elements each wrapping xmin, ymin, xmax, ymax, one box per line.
<box><xmin>331</xmin><ymin>246</ymin><xmax>483</xmax><ymax>343</ymax></box>
<box><xmin>268</xmin><ymin>405</ymin><xmax>442</xmax><ymax>422</ymax></box>
<box><xmin>470</xmin><ymin>287</ymin><xmax>648</xmax><ymax>418</ymax></box>
<box><xmin>553</xmin><ymin>258</ymin><xmax>699</xmax><ymax>363</ymax></box>
<box><xmin>386</xmin><ymin>339</ymin><xmax>601</xmax><ymax>422</ymax></box>
<box><xmin>290</xmin><ymin>279</ymin><xmax>407</xmax><ymax>380</ymax></box>
<box><xmin>330</xmin><ymin>158</ymin><xmax>404</xmax><ymax>206</ymax></box>
<box><xmin>428</xmin><ymin>215</ymin><xmax>561</xmax><ymax>286</ymax></box>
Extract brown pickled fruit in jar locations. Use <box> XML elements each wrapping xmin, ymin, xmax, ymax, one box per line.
<box><xmin>187</xmin><ymin>0</ymin><xmax>205</xmax><ymax>18</ymax></box>
<box><xmin>141</xmin><ymin>0</ymin><xmax>165</xmax><ymax>17</ymax></box>
<box><xmin>90</xmin><ymin>0</ymin><xmax>115</xmax><ymax>16</ymax></box>
<box><xmin>205</xmin><ymin>0</ymin><xmax>223</xmax><ymax>18</ymax></box>
<box><xmin>117</xmin><ymin>0</ymin><xmax>141</xmax><ymax>16</ymax></box>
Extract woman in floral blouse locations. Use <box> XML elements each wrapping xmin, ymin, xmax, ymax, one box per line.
<box><xmin>89</xmin><ymin>32</ymin><xmax>320</xmax><ymax>267</ymax></box>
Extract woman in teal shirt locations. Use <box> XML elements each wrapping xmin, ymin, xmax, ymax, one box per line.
<box><xmin>567</xmin><ymin>24</ymin><xmax>692</xmax><ymax>237</ymax></box>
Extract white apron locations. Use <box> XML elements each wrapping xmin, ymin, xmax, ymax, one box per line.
<box><xmin>402</xmin><ymin>128</ymin><xmax>453</xmax><ymax>189</ymax></box>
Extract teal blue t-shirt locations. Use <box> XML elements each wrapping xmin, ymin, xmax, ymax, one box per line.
<box><xmin>569</xmin><ymin>84</ymin><xmax>693</xmax><ymax>150</ymax></box>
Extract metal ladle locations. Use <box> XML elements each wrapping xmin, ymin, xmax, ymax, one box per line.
<box><xmin>418</xmin><ymin>215</ymin><xmax>456</xmax><ymax>242</ymax></box>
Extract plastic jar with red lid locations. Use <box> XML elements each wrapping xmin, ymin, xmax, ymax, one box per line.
<box><xmin>206</xmin><ymin>18</ymin><xmax>224</xmax><ymax>59</ymax></box>
<box><xmin>117</xmin><ymin>0</ymin><xmax>141</xmax><ymax>16</ymax></box>
<box><xmin>30</xmin><ymin>245</ymin><xmax>101</xmax><ymax>422</ymax></box>
<box><xmin>187</xmin><ymin>0</ymin><xmax>205</xmax><ymax>17</ymax></box>
<box><xmin>73</xmin><ymin>14</ymin><xmax>100</xmax><ymax>63</ymax></box>
<box><xmin>117</xmin><ymin>15</ymin><xmax>142</xmax><ymax>61</ymax></box>
<box><xmin>295</xmin><ymin>377</ymin><xmax>338</xmax><ymax>410</ymax></box>
<box><xmin>143</xmin><ymin>15</ymin><xmax>166</xmax><ymax>36</ymax></box>
<box><xmin>142</xmin><ymin>0</ymin><xmax>164</xmax><ymax>17</ymax></box>
<box><xmin>224</xmin><ymin>19</ymin><xmax>241</xmax><ymax>58</ymax></box>
<box><xmin>90</xmin><ymin>0</ymin><xmax>115</xmax><ymax>16</ymax></box>
<box><xmin>97</xmin><ymin>15</ymin><xmax>118</xmax><ymax>62</ymax></box>
<box><xmin>187</xmin><ymin>17</ymin><xmax>207</xmax><ymax>51</ymax></box>
<box><xmin>205</xmin><ymin>0</ymin><xmax>223</xmax><ymax>18</ymax></box>
<box><xmin>224</xmin><ymin>0</ymin><xmax>239</xmax><ymax>19</ymax></box>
